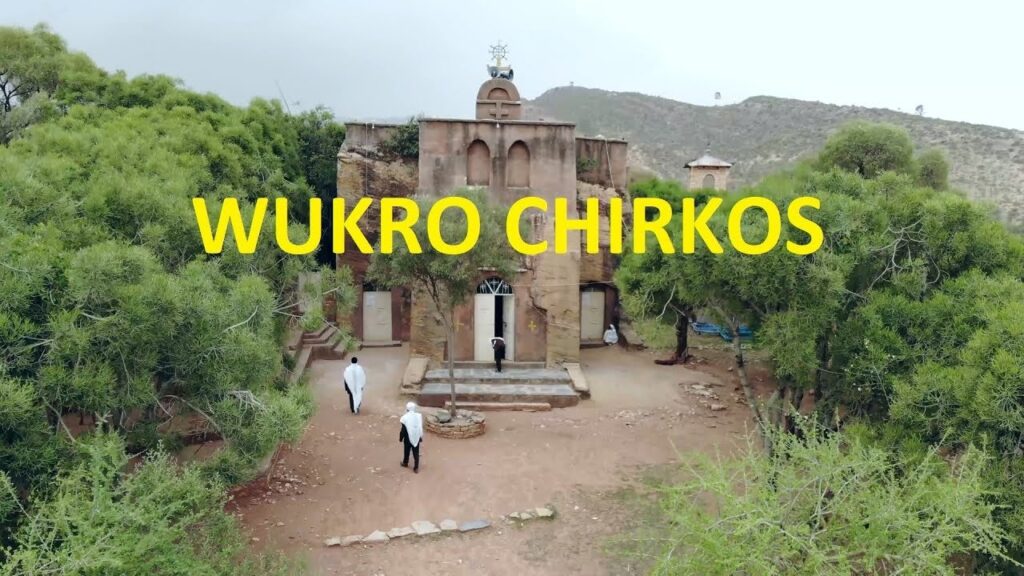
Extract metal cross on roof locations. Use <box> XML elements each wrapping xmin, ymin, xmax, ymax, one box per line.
<box><xmin>489</xmin><ymin>42</ymin><xmax>508</xmax><ymax>67</ymax></box>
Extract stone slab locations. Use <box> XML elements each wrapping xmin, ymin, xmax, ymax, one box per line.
<box><xmin>324</xmin><ymin>537</ymin><xmax>341</xmax><ymax>547</ymax></box>
<box><xmin>401</xmin><ymin>356</ymin><xmax>430</xmax><ymax>393</ymax></box>
<box><xmin>362</xmin><ymin>530</ymin><xmax>390</xmax><ymax>543</ymax></box>
<box><xmin>458</xmin><ymin>519</ymin><xmax>491</xmax><ymax>533</ymax></box>
<box><xmin>563</xmin><ymin>363</ymin><xmax>590</xmax><ymax>398</ymax></box>
<box><xmin>439</xmin><ymin>519</ymin><xmax>458</xmax><ymax>531</ymax></box>
<box><xmin>387</xmin><ymin>526</ymin><xmax>415</xmax><ymax>539</ymax></box>
<box><xmin>411</xmin><ymin>520</ymin><xmax>441</xmax><ymax>536</ymax></box>
<box><xmin>535</xmin><ymin>507</ymin><xmax>555</xmax><ymax>518</ymax></box>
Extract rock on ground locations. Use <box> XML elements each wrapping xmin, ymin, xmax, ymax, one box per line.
<box><xmin>362</xmin><ymin>530</ymin><xmax>390</xmax><ymax>543</ymax></box>
<box><xmin>458</xmin><ymin>519</ymin><xmax>491</xmax><ymax>532</ymax></box>
<box><xmin>412</xmin><ymin>520</ymin><xmax>441</xmax><ymax>536</ymax></box>
<box><xmin>387</xmin><ymin>526</ymin><xmax>415</xmax><ymax>539</ymax></box>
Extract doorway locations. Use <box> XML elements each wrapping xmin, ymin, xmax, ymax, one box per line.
<box><xmin>362</xmin><ymin>284</ymin><xmax>393</xmax><ymax>342</ymax></box>
<box><xmin>580</xmin><ymin>285</ymin><xmax>606</xmax><ymax>342</ymax></box>
<box><xmin>474</xmin><ymin>278</ymin><xmax>515</xmax><ymax>361</ymax></box>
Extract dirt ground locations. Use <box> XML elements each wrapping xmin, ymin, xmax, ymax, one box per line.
<box><xmin>231</xmin><ymin>342</ymin><xmax>768</xmax><ymax>575</ymax></box>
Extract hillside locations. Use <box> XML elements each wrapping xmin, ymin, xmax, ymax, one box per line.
<box><xmin>526</xmin><ymin>87</ymin><xmax>1024</xmax><ymax>226</ymax></box>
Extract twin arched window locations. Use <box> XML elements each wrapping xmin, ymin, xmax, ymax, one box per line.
<box><xmin>465</xmin><ymin>140</ymin><xmax>530</xmax><ymax>188</ymax></box>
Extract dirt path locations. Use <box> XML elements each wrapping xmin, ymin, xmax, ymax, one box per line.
<box><xmin>232</xmin><ymin>344</ymin><xmax>757</xmax><ymax>575</ymax></box>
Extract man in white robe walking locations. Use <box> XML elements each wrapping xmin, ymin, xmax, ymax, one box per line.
<box><xmin>399</xmin><ymin>402</ymin><xmax>423</xmax><ymax>473</ymax></box>
<box><xmin>343</xmin><ymin>357</ymin><xmax>366</xmax><ymax>414</ymax></box>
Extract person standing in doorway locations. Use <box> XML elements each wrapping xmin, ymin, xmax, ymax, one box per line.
<box><xmin>490</xmin><ymin>336</ymin><xmax>505</xmax><ymax>373</ymax></box>
<box><xmin>399</xmin><ymin>402</ymin><xmax>423</xmax><ymax>473</ymax></box>
<box><xmin>343</xmin><ymin>357</ymin><xmax>366</xmax><ymax>414</ymax></box>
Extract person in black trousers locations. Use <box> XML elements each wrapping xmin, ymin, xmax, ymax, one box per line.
<box><xmin>491</xmin><ymin>336</ymin><xmax>506</xmax><ymax>373</ymax></box>
<box><xmin>399</xmin><ymin>402</ymin><xmax>423</xmax><ymax>473</ymax></box>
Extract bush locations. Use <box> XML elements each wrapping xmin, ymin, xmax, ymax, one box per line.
<box><xmin>650</xmin><ymin>427</ymin><xmax>1011</xmax><ymax>575</ymax></box>
<box><xmin>1</xmin><ymin>433</ymin><xmax>300</xmax><ymax>575</ymax></box>
<box><xmin>377</xmin><ymin>119</ymin><xmax>419</xmax><ymax>160</ymax></box>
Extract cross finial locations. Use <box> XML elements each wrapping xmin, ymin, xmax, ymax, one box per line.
<box><xmin>489</xmin><ymin>42</ymin><xmax>508</xmax><ymax>67</ymax></box>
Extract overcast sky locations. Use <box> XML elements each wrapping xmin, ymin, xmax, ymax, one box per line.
<box><xmin>7</xmin><ymin>0</ymin><xmax>1024</xmax><ymax>129</ymax></box>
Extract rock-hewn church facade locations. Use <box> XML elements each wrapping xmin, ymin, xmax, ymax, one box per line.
<box><xmin>336</xmin><ymin>75</ymin><xmax>629</xmax><ymax>367</ymax></box>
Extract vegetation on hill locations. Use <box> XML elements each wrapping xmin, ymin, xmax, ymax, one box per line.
<box><xmin>0</xmin><ymin>24</ymin><xmax>351</xmax><ymax>570</ymax></box>
<box><xmin>527</xmin><ymin>86</ymin><xmax>1024</xmax><ymax>228</ymax></box>
<box><xmin>617</xmin><ymin>123</ymin><xmax>1024</xmax><ymax>572</ymax></box>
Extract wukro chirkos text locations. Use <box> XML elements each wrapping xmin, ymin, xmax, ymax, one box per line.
<box><xmin>191</xmin><ymin>195</ymin><xmax>823</xmax><ymax>256</ymax></box>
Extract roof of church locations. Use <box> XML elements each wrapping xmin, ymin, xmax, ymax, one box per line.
<box><xmin>687</xmin><ymin>152</ymin><xmax>732</xmax><ymax>168</ymax></box>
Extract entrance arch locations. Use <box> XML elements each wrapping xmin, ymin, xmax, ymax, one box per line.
<box><xmin>474</xmin><ymin>277</ymin><xmax>515</xmax><ymax>361</ymax></box>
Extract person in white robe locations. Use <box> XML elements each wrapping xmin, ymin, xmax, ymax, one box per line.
<box><xmin>399</xmin><ymin>402</ymin><xmax>424</xmax><ymax>472</ymax></box>
<box><xmin>343</xmin><ymin>357</ymin><xmax>366</xmax><ymax>414</ymax></box>
<box><xmin>603</xmin><ymin>324</ymin><xmax>619</xmax><ymax>345</ymax></box>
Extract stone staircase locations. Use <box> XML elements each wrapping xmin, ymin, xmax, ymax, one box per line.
<box><xmin>287</xmin><ymin>325</ymin><xmax>348</xmax><ymax>384</ymax></box>
<box><xmin>416</xmin><ymin>366</ymin><xmax>580</xmax><ymax>409</ymax></box>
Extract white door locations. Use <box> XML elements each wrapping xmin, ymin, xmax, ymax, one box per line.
<box><xmin>502</xmin><ymin>295</ymin><xmax>515</xmax><ymax>361</ymax></box>
<box><xmin>362</xmin><ymin>291</ymin><xmax>392</xmax><ymax>341</ymax></box>
<box><xmin>580</xmin><ymin>289</ymin><xmax>605</xmax><ymax>341</ymax></box>
<box><xmin>474</xmin><ymin>294</ymin><xmax>495</xmax><ymax>361</ymax></box>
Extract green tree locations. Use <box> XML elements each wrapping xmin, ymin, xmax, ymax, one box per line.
<box><xmin>817</xmin><ymin>121</ymin><xmax>914</xmax><ymax>178</ymax></box>
<box><xmin>368</xmin><ymin>190</ymin><xmax>515</xmax><ymax>417</ymax></box>
<box><xmin>916</xmin><ymin>148</ymin><xmax>950</xmax><ymax>190</ymax></box>
<box><xmin>650</xmin><ymin>427</ymin><xmax>1012</xmax><ymax>575</ymax></box>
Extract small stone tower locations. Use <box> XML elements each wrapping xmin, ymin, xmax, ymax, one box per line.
<box><xmin>475</xmin><ymin>78</ymin><xmax>522</xmax><ymax>121</ymax></box>
<box><xmin>686</xmin><ymin>149</ymin><xmax>732</xmax><ymax>190</ymax></box>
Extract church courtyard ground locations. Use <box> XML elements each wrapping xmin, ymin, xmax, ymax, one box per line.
<box><xmin>230</xmin><ymin>345</ymin><xmax>766</xmax><ymax>575</ymax></box>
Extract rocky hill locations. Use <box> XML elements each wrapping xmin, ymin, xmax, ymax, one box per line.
<box><xmin>526</xmin><ymin>87</ymin><xmax>1024</xmax><ymax>226</ymax></box>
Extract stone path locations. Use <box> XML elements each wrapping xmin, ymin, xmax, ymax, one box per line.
<box><xmin>323</xmin><ymin>506</ymin><xmax>555</xmax><ymax>548</ymax></box>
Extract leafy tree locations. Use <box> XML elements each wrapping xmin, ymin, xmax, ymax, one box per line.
<box><xmin>916</xmin><ymin>148</ymin><xmax>950</xmax><ymax>190</ymax></box>
<box><xmin>817</xmin><ymin>121</ymin><xmax>914</xmax><ymax>178</ymax></box>
<box><xmin>368</xmin><ymin>190</ymin><xmax>515</xmax><ymax>416</ymax></box>
<box><xmin>0</xmin><ymin>26</ymin><xmax>356</xmax><ymax>568</ymax></box>
<box><xmin>0</xmin><ymin>25</ymin><xmax>64</xmax><ymax>113</ymax></box>
<box><xmin>293</xmin><ymin>106</ymin><xmax>346</xmax><ymax>266</ymax></box>
<box><xmin>650</xmin><ymin>427</ymin><xmax>1012</xmax><ymax>575</ymax></box>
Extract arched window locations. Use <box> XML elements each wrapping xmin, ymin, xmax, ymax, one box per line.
<box><xmin>467</xmin><ymin>140</ymin><xmax>491</xmax><ymax>186</ymax></box>
<box><xmin>702</xmin><ymin>173</ymin><xmax>716</xmax><ymax>189</ymax></box>
<box><xmin>506</xmin><ymin>141</ymin><xmax>530</xmax><ymax>188</ymax></box>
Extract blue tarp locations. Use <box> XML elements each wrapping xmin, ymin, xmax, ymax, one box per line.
<box><xmin>719</xmin><ymin>325</ymin><xmax>754</xmax><ymax>342</ymax></box>
<box><xmin>691</xmin><ymin>322</ymin><xmax>722</xmax><ymax>335</ymax></box>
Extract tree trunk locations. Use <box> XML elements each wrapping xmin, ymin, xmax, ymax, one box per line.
<box><xmin>445</xmin><ymin>323</ymin><xmax>457</xmax><ymax>419</ymax></box>
<box><xmin>655</xmin><ymin>312</ymin><xmax>692</xmax><ymax>365</ymax></box>
<box><xmin>730</xmin><ymin>325</ymin><xmax>771</xmax><ymax>452</ymax></box>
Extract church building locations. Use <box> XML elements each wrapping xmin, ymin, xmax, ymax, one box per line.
<box><xmin>336</xmin><ymin>53</ymin><xmax>629</xmax><ymax>368</ymax></box>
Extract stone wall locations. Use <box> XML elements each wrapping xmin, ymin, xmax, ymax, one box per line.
<box><xmin>575</xmin><ymin>137</ymin><xmax>628</xmax><ymax>193</ymax></box>
<box><xmin>336</xmin><ymin>148</ymin><xmax>418</xmax><ymax>341</ymax></box>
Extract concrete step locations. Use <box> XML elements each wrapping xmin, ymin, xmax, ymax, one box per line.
<box><xmin>289</xmin><ymin>346</ymin><xmax>313</xmax><ymax>384</ymax></box>
<box><xmin>443</xmin><ymin>401</ymin><xmax>551</xmax><ymax>412</ymax></box>
<box><xmin>452</xmin><ymin>361</ymin><xmax>546</xmax><ymax>370</ymax></box>
<box><xmin>423</xmin><ymin>368</ymin><xmax>570</xmax><ymax>386</ymax></box>
<box><xmin>303</xmin><ymin>325</ymin><xmax>338</xmax><ymax>345</ymax></box>
<box><xmin>417</xmin><ymin>382</ymin><xmax>579</xmax><ymax>408</ymax></box>
<box><xmin>580</xmin><ymin>340</ymin><xmax>606</xmax><ymax>349</ymax></box>
<box><xmin>359</xmin><ymin>340</ymin><xmax>401</xmax><ymax>349</ymax></box>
